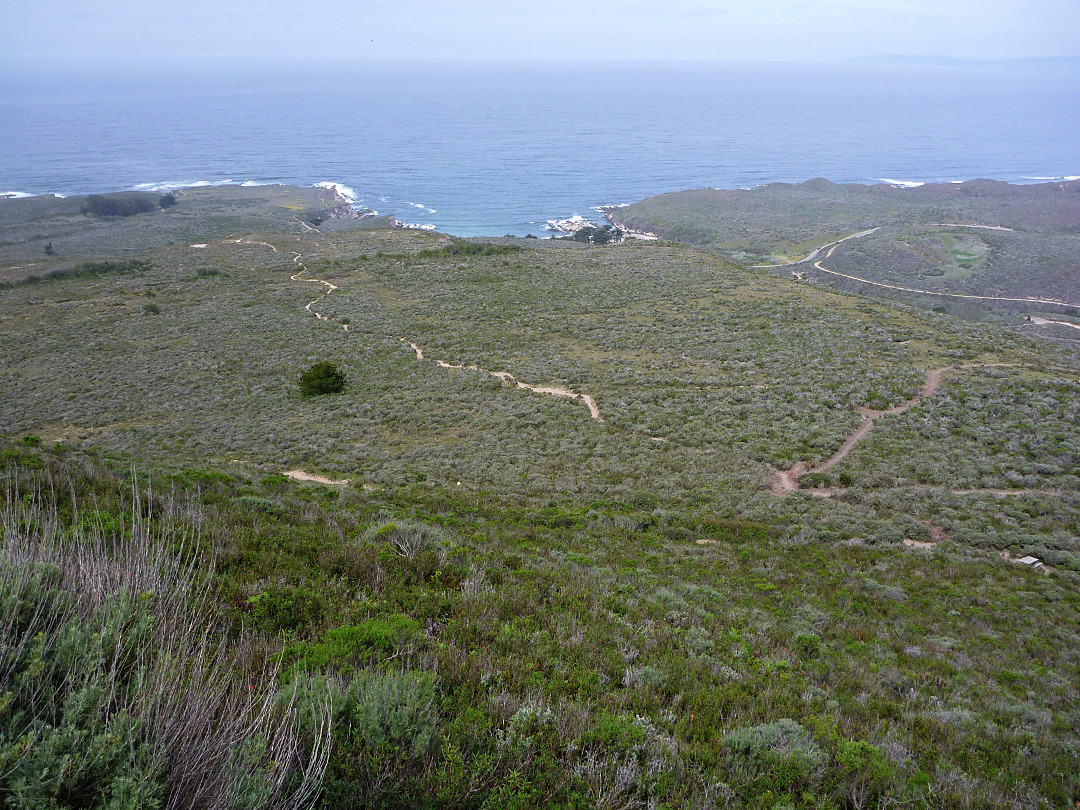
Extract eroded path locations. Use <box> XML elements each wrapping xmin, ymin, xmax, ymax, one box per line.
<box><xmin>751</xmin><ymin>228</ymin><xmax>881</xmax><ymax>268</ymax></box>
<box><xmin>771</xmin><ymin>368</ymin><xmax>944</xmax><ymax>495</ymax></box>
<box><xmin>1030</xmin><ymin>316</ymin><xmax>1080</xmax><ymax>332</ymax></box>
<box><xmin>771</xmin><ymin>363</ymin><xmax>1073</xmax><ymax>500</ymax></box>
<box><xmin>283</xmin><ymin>469</ymin><xmax>349</xmax><ymax>486</ymax></box>
<box><xmin>809</xmin><ymin>230</ymin><xmax>1075</xmax><ymax>307</ymax></box>
<box><xmin>402</xmin><ymin>340</ymin><xmax>602</xmax><ymax>420</ymax></box>
<box><xmin>232</xmin><ymin>236</ymin><xmax>602</xmax><ymax>419</ymax></box>
<box><xmin>753</xmin><ymin>225</ymin><xmax>1074</xmax><ymax>310</ymax></box>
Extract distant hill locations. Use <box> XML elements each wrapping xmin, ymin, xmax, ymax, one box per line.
<box><xmin>610</xmin><ymin>179</ymin><xmax>1080</xmax><ymax>319</ymax></box>
<box><xmin>846</xmin><ymin>55</ymin><xmax>1080</xmax><ymax>69</ymax></box>
<box><xmin>0</xmin><ymin>184</ymin><xmax>392</xmax><ymax>282</ymax></box>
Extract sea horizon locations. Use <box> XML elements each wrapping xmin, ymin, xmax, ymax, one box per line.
<box><xmin>2</xmin><ymin>58</ymin><xmax>1078</xmax><ymax>236</ymax></box>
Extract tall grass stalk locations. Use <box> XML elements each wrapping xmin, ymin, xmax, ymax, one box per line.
<box><xmin>0</xmin><ymin>473</ymin><xmax>331</xmax><ymax>810</ymax></box>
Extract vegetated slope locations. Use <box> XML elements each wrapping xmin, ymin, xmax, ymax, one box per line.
<box><xmin>0</xmin><ymin>184</ymin><xmax>391</xmax><ymax>283</ymax></box>
<box><xmin>1</xmin><ymin>223</ymin><xmax>1077</xmax><ymax>556</ymax></box>
<box><xmin>2</xmin><ymin>207</ymin><xmax>1080</xmax><ymax>808</ymax></box>
<box><xmin>5</xmin><ymin>397</ymin><xmax>1079</xmax><ymax>809</ymax></box>
<box><xmin>611</xmin><ymin>179</ymin><xmax>1080</xmax><ymax>316</ymax></box>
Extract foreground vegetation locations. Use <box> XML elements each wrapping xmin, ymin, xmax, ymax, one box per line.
<box><xmin>1</xmin><ymin>186</ymin><xmax>1078</xmax><ymax>808</ymax></box>
<box><xmin>3</xmin><ymin>441</ymin><xmax>1076</xmax><ymax>809</ymax></box>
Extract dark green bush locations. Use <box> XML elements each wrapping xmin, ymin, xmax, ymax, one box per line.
<box><xmin>836</xmin><ymin>739</ymin><xmax>892</xmax><ymax>808</ymax></box>
<box><xmin>229</xmin><ymin>494</ymin><xmax>286</xmax><ymax>516</ymax></box>
<box><xmin>413</xmin><ymin>240</ymin><xmax>520</xmax><ymax>261</ymax></box>
<box><xmin>299</xmin><ymin>361</ymin><xmax>346</xmax><ymax>397</ymax></box>
<box><xmin>581</xmin><ymin>712</ymin><xmax>646</xmax><ymax>753</ymax></box>
<box><xmin>80</xmin><ymin>193</ymin><xmax>160</xmax><ymax>217</ymax></box>
<box><xmin>247</xmin><ymin>585</ymin><xmax>325</xmax><ymax>633</ymax></box>
<box><xmin>1</xmin><ymin>260</ymin><xmax>152</xmax><ymax>289</ymax></box>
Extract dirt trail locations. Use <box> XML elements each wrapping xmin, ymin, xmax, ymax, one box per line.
<box><xmin>753</xmin><ymin>223</ymin><xmax>1013</xmax><ymax>271</ymax></box>
<box><xmin>229</xmin><ymin>236</ymin><xmax>347</xmax><ymax>330</ymax></box>
<box><xmin>231</xmin><ymin>236</ymin><xmax>603</xmax><ymax>420</ymax></box>
<box><xmin>924</xmin><ymin>223</ymin><xmax>1016</xmax><ymax>232</ymax></box>
<box><xmin>903</xmin><ymin>538</ymin><xmax>936</xmax><ymax>549</ymax></box>
<box><xmin>283</xmin><ymin>470</ymin><xmax>349</xmax><ymax>486</ymax></box>
<box><xmin>904</xmin><ymin>521</ymin><xmax>945</xmax><ymax>549</ymax></box>
<box><xmin>771</xmin><ymin>368</ymin><xmax>944</xmax><ymax>495</ymax></box>
<box><xmin>752</xmin><ymin>228</ymin><xmax>880</xmax><ymax>268</ymax></box>
<box><xmin>948</xmin><ymin>487</ymin><xmax>1066</xmax><ymax>497</ymax></box>
<box><xmin>229</xmin><ymin>238</ymin><xmax>279</xmax><ymax>254</ymax></box>
<box><xmin>1030</xmin><ymin>316</ymin><xmax>1080</xmax><ymax>332</ymax></box>
<box><xmin>289</xmin><ymin>252</ymin><xmax>341</xmax><ymax>323</ymax></box>
<box><xmin>405</xmin><ymin>341</ymin><xmax>602</xmax><ymax>420</ymax></box>
<box><xmin>812</xmin><ymin>234</ymin><xmax>1074</xmax><ymax>307</ymax></box>
<box><xmin>754</xmin><ymin>225</ymin><xmax>1073</xmax><ymax>308</ymax></box>
<box><xmin>813</xmin><ymin>368</ymin><xmax>942</xmax><ymax>473</ymax></box>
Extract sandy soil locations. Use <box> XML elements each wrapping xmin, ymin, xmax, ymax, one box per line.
<box><xmin>1030</xmin><ymin>316</ymin><xmax>1080</xmax><ymax>332</ymax></box>
<box><xmin>283</xmin><ymin>469</ymin><xmax>349</xmax><ymax>486</ymax></box>
<box><xmin>903</xmin><ymin>538</ymin><xmax>936</xmax><ymax>549</ymax></box>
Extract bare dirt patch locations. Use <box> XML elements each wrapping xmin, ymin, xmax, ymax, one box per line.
<box><xmin>903</xmin><ymin>538</ymin><xmax>936</xmax><ymax>550</ymax></box>
<box><xmin>283</xmin><ymin>469</ymin><xmax>349</xmax><ymax>486</ymax></box>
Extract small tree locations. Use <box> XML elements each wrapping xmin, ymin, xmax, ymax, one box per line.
<box><xmin>299</xmin><ymin>361</ymin><xmax>346</xmax><ymax>396</ymax></box>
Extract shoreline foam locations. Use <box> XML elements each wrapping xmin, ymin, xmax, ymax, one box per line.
<box><xmin>314</xmin><ymin>181</ymin><xmax>360</xmax><ymax>205</ymax></box>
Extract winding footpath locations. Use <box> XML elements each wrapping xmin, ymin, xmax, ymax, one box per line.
<box><xmin>751</xmin><ymin>228</ymin><xmax>880</xmax><ymax>268</ymax></box>
<box><xmin>225</xmin><ymin>234</ymin><xmax>1069</xmax><ymax>511</ymax></box>
<box><xmin>405</xmin><ymin>341</ymin><xmax>601</xmax><ymax>420</ymax></box>
<box><xmin>787</xmin><ymin>226</ymin><xmax>1077</xmax><ymax>308</ymax></box>
<box><xmin>771</xmin><ymin>365</ymin><xmax>1072</xmax><ymax>501</ymax></box>
<box><xmin>232</xmin><ymin>236</ymin><xmax>601</xmax><ymax>419</ymax></box>
<box><xmin>770</xmin><ymin>368</ymin><xmax>944</xmax><ymax>495</ymax></box>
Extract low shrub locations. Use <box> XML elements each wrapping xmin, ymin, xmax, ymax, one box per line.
<box><xmin>722</xmin><ymin>719</ymin><xmax>827</xmax><ymax>796</ymax></box>
<box><xmin>299</xmin><ymin>362</ymin><xmax>346</xmax><ymax>397</ymax></box>
<box><xmin>282</xmin><ymin>615</ymin><xmax>420</xmax><ymax>675</ymax></box>
<box><xmin>80</xmin><ymin>193</ymin><xmax>160</xmax><ymax>217</ymax></box>
<box><xmin>350</xmin><ymin>669</ymin><xmax>439</xmax><ymax>761</ymax></box>
<box><xmin>0</xmin><ymin>487</ymin><xmax>328</xmax><ymax>810</ymax></box>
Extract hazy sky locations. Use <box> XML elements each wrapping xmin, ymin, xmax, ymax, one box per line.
<box><xmin>3</xmin><ymin>0</ymin><xmax>1078</xmax><ymax>62</ymax></box>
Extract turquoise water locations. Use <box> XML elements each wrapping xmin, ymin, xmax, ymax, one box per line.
<box><xmin>1</xmin><ymin>59</ymin><xmax>1077</xmax><ymax>236</ymax></box>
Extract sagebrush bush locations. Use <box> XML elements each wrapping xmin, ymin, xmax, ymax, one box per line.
<box><xmin>350</xmin><ymin>670</ymin><xmax>439</xmax><ymax>761</ymax></box>
<box><xmin>363</xmin><ymin>519</ymin><xmax>448</xmax><ymax>558</ymax></box>
<box><xmin>722</xmin><ymin>719</ymin><xmax>827</xmax><ymax>796</ymax></box>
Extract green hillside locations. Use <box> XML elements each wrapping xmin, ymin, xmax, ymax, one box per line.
<box><xmin>611</xmin><ymin>179</ymin><xmax>1080</xmax><ymax>325</ymax></box>
<box><xmin>2</xmin><ymin>186</ymin><xmax>1078</xmax><ymax>809</ymax></box>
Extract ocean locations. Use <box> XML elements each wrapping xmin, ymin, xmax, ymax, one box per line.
<box><xmin>1</xmin><ymin>59</ymin><xmax>1077</xmax><ymax>236</ymax></box>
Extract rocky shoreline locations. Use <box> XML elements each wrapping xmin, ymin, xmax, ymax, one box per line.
<box><xmin>544</xmin><ymin>206</ymin><xmax>659</xmax><ymax>241</ymax></box>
